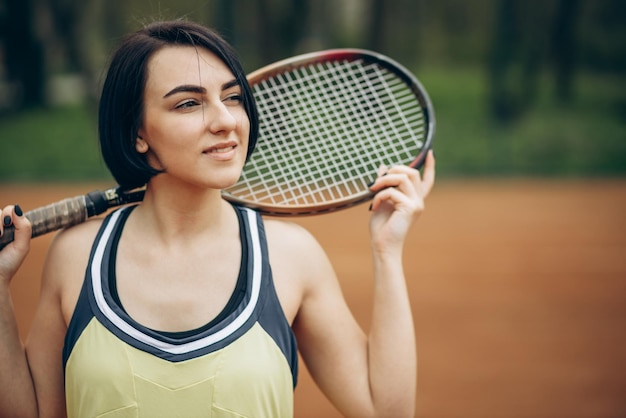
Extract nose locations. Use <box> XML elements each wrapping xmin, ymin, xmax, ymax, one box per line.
<box><xmin>207</xmin><ymin>101</ymin><xmax>237</xmax><ymax>135</ymax></box>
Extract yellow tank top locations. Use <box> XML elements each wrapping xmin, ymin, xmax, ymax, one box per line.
<box><xmin>63</xmin><ymin>206</ymin><xmax>298</xmax><ymax>417</ymax></box>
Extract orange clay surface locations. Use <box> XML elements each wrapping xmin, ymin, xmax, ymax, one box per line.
<box><xmin>3</xmin><ymin>179</ymin><xmax>625</xmax><ymax>417</ymax></box>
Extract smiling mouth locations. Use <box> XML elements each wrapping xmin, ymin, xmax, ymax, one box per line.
<box><xmin>207</xmin><ymin>146</ymin><xmax>235</xmax><ymax>154</ymax></box>
<box><xmin>204</xmin><ymin>143</ymin><xmax>237</xmax><ymax>154</ymax></box>
<box><xmin>202</xmin><ymin>142</ymin><xmax>239</xmax><ymax>161</ymax></box>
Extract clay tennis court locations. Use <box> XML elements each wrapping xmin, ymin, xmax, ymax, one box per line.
<box><xmin>3</xmin><ymin>179</ymin><xmax>625</xmax><ymax>417</ymax></box>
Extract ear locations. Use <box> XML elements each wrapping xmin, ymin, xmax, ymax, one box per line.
<box><xmin>135</xmin><ymin>133</ymin><xmax>149</xmax><ymax>154</ymax></box>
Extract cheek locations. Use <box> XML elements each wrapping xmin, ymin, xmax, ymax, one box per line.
<box><xmin>237</xmin><ymin>112</ymin><xmax>251</xmax><ymax>142</ymax></box>
<box><xmin>144</xmin><ymin>114</ymin><xmax>203</xmax><ymax>146</ymax></box>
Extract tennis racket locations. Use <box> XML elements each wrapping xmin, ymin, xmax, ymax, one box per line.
<box><xmin>0</xmin><ymin>48</ymin><xmax>434</xmax><ymax>250</ymax></box>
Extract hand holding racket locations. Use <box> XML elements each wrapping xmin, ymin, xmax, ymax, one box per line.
<box><xmin>0</xmin><ymin>49</ymin><xmax>434</xmax><ymax>250</ymax></box>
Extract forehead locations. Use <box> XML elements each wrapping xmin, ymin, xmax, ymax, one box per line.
<box><xmin>145</xmin><ymin>46</ymin><xmax>235</xmax><ymax>92</ymax></box>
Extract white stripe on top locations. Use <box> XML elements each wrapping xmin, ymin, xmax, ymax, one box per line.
<box><xmin>90</xmin><ymin>207</ymin><xmax>262</xmax><ymax>355</ymax></box>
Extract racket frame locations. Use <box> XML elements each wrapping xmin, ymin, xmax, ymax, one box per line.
<box><xmin>0</xmin><ymin>48</ymin><xmax>435</xmax><ymax>247</ymax></box>
<box><xmin>222</xmin><ymin>48</ymin><xmax>435</xmax><ymax>216</ymax></box>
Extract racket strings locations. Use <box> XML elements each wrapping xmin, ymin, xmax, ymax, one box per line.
<box><xmin>226</xmin><ymin>58</ymin><xmax>427</xmax><ymax>207</ymax></box>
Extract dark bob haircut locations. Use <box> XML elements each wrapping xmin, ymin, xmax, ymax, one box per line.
<box><xmin>98</xmin><ymin>20</ymin><xmax>259</xmax><ymax>190</ymax></box>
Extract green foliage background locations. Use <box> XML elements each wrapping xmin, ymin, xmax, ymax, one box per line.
<box><xmin>1</xmin><ymin>66</ymin><xmax>623</xmax><ymax>183</ymax></box>
<box><xmin>0</xmin><ymin>0</ymin><xmax>624</xmax><ymax>182</ymax></box>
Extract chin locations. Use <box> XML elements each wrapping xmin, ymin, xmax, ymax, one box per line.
<box><xmin>211</xmin><ymin>169</ymin><xmax>244</xmax><ymax>189</ymax></box>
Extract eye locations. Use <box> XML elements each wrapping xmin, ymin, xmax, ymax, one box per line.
<box><xmin>175</xmin><ymin>99</ymin><xmax>200</xmax><ymax>110</ymax></box>
<box><xmin>223</xmin><ymin>94</ymin><xmax>243</xmax><ymax>106</ymax></box>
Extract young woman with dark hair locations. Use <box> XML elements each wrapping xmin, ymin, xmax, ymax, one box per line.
<box><xmin>0</xmin><ymin>19</ymin><xmax>435</xmax><ymax>418</ymax></box>
<box><xmin>99</xmin><ymin>20</ymin><xmax>259</xmax><ymax>190</ymax></box>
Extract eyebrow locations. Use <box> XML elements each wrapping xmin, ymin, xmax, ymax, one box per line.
<box><xmin>163</xmin><ymin>84</ymin><xmax>205</xmax><ymax>99</ymax></box>
<box><xmin>162</xmin><ymin>79</ymin><xmax>241</xmax><ymax>99</ymax></box>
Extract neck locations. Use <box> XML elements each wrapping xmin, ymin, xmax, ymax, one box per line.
<box><xmin>131</xmin><ymin>180</ymin><xmax>235</xmax><ymax>247</ymax></box>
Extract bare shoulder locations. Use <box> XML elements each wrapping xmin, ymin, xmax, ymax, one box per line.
<box><xmin>262</xmin><ymin>218</ymin><xmax>337</xmax><ymax>317</ymax></box>
<box><xmin>46</xmin><ymin>216</ymin><xmax>103</xmax><ymax>266</ymax></box>
<box><xmin>263</xmin><ymin>218</ymin><xmax>326</xmax><ymax>260</ymax></box>
<box><xmin>42</xmin><ymin>216</ymin><xmax>104</xmax><ymax>320</ymax></box>
<box><xmin>263</xmin><ymin>218</ymin><xmax>323</xmax><ymax>277</ymax></box>
<box><xmin>263</xmin><ymin>218</ymin><xmax>312</xmax><ymax>242</ymax></box>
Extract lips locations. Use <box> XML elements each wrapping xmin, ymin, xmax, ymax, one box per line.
<box><xmin>203</xmin><ymin>141</ymin><xmax>238</xmax><ymax>159</ymax></box>
<box><xmin>208</xmin><ymin>145</ymin><xmax>235</xmax><ymax>153</ymax></box>
<box><xmin>204</xmin><ymin>141</ymin><xmax>237</xmax><ymax>153</ymax></box>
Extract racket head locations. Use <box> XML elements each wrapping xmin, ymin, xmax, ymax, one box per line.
<box><xmin>223</xmin><ymin>48</ymin><xmax>435</xmax><ymax>216</ymax></box>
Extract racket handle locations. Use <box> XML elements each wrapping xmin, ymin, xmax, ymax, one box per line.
<box><xmin>0</xmin><ymin>190</ymin><xmax>111</xmax><ymax>250</ymax></box>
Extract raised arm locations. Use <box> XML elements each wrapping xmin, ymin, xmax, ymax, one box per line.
<box><xmin>0</xmin><ymin>205</ymin><xmax>38</xmax><ymax>417</ymax></box>
<box><xmin>289</xmin><ymin>150</ymin><xmax>435</xmax><ymax>417</ymax></box>
<box><xmin>365</xmin><ymin>150</ymin><xmax>435</xmax><ymax>415</ymax></box>
<box><xmin>0</xmin><ymin>203</ymin><xmax>95</xmax><ymax>418</ymax></box>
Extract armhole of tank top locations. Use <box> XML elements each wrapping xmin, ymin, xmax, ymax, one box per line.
<box><xmin>63</xmin><ymin>206</ymin><xmax>135</xmax><ymax>368</ymax></box>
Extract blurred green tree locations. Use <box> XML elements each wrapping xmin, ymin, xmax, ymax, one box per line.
<box><xmin>0</xmin><ymin>0</ymin><xmax>45</xmax><ymax>110</ymax></box>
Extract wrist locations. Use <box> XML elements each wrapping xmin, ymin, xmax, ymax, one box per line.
<box><xmin>0</xmin><ymin>280</ymin><xmax>12</xmax><ymax>298</ymax></box>
<box><xmin>371</xmin><ymin>249</ymin><xmax>404</xmax><ymax>280</ymax></box>
<box><xmin>371</xmin><ymin>240</ymin><xmax>404</xmax><ymax>261</ymax></box>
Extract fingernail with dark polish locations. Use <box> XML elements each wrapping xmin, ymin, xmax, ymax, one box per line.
<box><xmin>14</xmin><ymin>204</ymin><xmax>23</xmax><ymax>217</ymax></box>
<box><xmin>3</xmin><ymin>216</ymin><xmax>12</xmax><ymax>226</ymax></box>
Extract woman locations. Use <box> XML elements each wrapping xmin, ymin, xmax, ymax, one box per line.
<box><xmin>0</xmin><ymin>20</ymin><xmax>435</xmax><ymax>418</ymax></box>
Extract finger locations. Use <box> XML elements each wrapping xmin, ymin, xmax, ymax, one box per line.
<box><xmin>1</xmin><ymin>205</ymin><xmax>31</xmax><ymax>250</ymax></box>
<box><xmin>370</xmin><ymin>174</ymin><xmax>422</xmax><ymax>208</ymax></box>
<box><xmin>391</xmin><ymin>165</ymin><xmax>423</xmax><ymax>191</ymax></box>
<box><xmin>12</xmin><ymin>205</ymin><xmax>31</xmax><ymax>241</ymax></box>
<box><xmin>377</xmin><ymin>163</ymin><xmax>388</xmax><ymax>177</ymax></box>
<box><xmin>370</xmin><ymin>186</ymin><xmax>424</xmax><ymax>216</ymax></box>
<box><xmin>369</xmin><ymin>172</ymin><xmax>418</xmax><ymax>201</ymax></box>
<box><xmin>371</xmin><ymin>187</ymin><xmax>401</xmax><ymax>212</ymax></box>
<box><xmin>1</xmin><ymin>205</ymin><xmax>13</xmax><ymax>237</ymax></box>
<box><xmin>372</xmin><ymin>165</ymin><xmax>421</xmax><ymax>196</ymax></box>
<box><xmin>421</xmin><ymin>150</ymin><xmax>436</xmax><ymax>197</ymax></box>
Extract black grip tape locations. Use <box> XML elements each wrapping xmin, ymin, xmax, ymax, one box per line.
<box><xmin>86</xmin><ymin>190</ymin><xmax>111</xmax><ymax>217</ymax></box>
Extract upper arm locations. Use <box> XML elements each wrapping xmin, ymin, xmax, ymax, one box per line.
<box><xmin>25</xmin><ymin>221</ymin><xmax>99</xmax><ymax>417</ymax></box>
<box><xmin>265</xmin><ymin>220</ymin><xmax>373</xmax><ymax>416</ymax></box>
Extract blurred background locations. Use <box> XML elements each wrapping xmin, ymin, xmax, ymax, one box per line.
<box><xmin>0</xmin><ymin>0</ymin><xmax>624</xmax><ymax>180</ymax></box>
<box><xmin>0</xmin><ymin>1</ymin><xmax>625</xmax><ymax>417</ymax></box>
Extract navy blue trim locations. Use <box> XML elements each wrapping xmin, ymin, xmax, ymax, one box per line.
<box><xmin>108</xmin><ymin>207</ymin><xmax>249</xmax><ymax>339</ymax></box>
<box><xmin>64</xmin><ymin>204</ymin><xmax>298</xmax><ymax>388</ymax></box>
<box><xmin>252</xmin><ymin>211</ymin><xmax>299</xmax><ymax>387</ymax></box>
<box><xmin>87</xmin><ymin>205</ymin><xmax>255</xmax><ymax>361</ymax></box>
<box><xmin>62</xmin><ymin>211</ymin><xmax>123</xmax><ymax>368</ymax></box>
